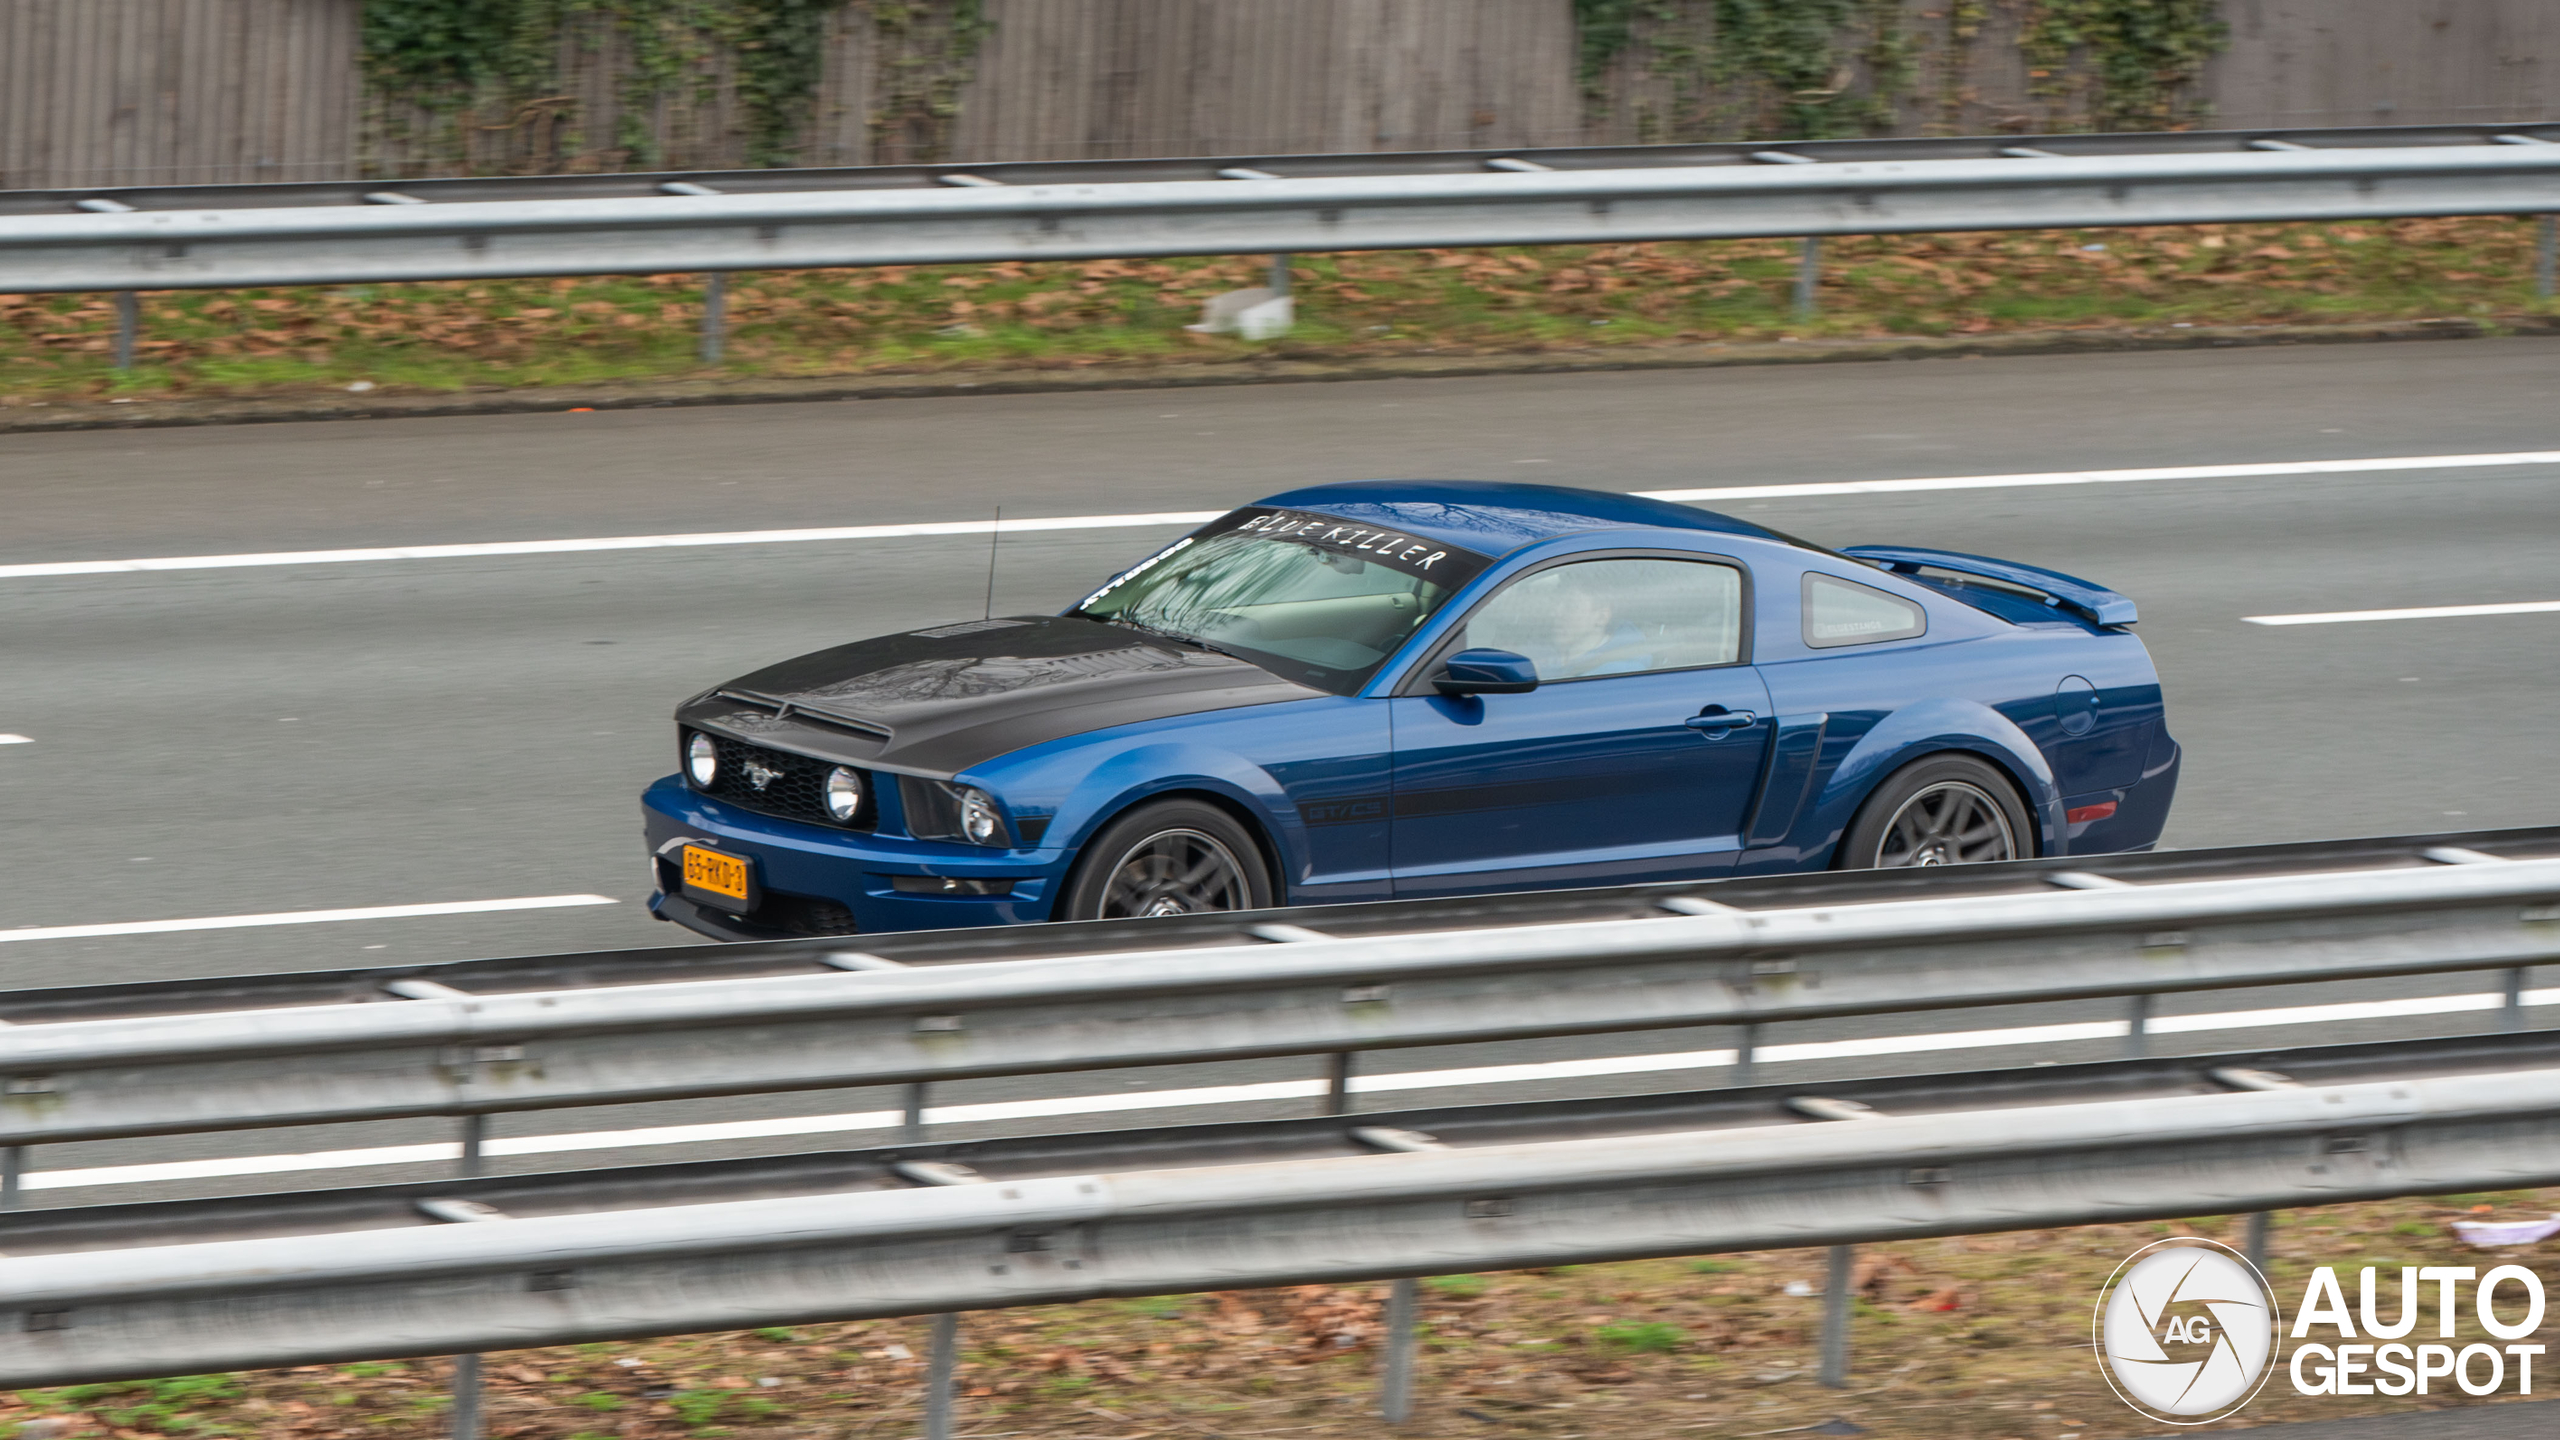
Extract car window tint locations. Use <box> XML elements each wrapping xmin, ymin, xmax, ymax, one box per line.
<box><xmin>1460</xmin><ymin>559</ymin><xmax>1744</xmax><ymax>681</ymax></box>
<box><xmin>1802</xmin><ymin>572</ymin><xmax>1927</xmax><ymax>648</ymax></box>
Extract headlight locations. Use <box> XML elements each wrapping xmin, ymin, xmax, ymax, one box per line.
<box><xmin>958</xmin><ymin>787</ymin><xmax>1007</xmax><ymax>846</ymax></box>
<box><xmin>824</xmin><ymin>766</ymin><xmax>865</xmax><ymax>822</ymax></box>
<box><xmin>686</xmin><ymin>732</ymin><xmax>719</xmax><ymax>787</ymax></box>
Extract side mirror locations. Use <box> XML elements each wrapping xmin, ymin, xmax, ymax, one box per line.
<box><xmin>1434</xmin><ymin>647</ymin><xmax>1540</xmax><ymax>696</ymax></box>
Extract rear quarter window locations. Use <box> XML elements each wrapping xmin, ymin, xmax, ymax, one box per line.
<box><xmin>1803</xmin><ymin>572</ymin><xmax>1927</xmax><ymax>649</ymax></box>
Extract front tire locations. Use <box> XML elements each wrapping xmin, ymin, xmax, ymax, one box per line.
<box><xmin>1060</xmin><ymin>799</ymin><xmax>1274</xmax><ymax>921</ymax></box>
<box><xmin>1835</xmin><ymin>754</ymin><xmax>2032</xmax><ymax>870</ymax></box>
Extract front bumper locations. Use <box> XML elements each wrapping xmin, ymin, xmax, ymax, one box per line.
<box><xmin>641</xmin><ymin>774</ymin><xmax>1069</xmax><ymax>940</ymax></box>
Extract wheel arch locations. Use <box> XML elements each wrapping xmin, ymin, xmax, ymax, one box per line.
<box><xmin>1798</xmin><ymin>700</ymin><xmax>2062</xmax><ymax>865</ymax></box>
<box><xmin>1832</xmin><ymin>746</ymin><xmax>2045</xmax><ymax>870</ymax></box>
<box><xmin>1051</xmin><ymin>785</ymin><xmax>1289</xmax><ymax>921</ymax></box>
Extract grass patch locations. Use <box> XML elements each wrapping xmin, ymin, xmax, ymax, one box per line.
<box><xmin>1594</xmin><ymin>1320</ymin><xmax>1685</xmax><ymax>1354</ymax></box>
<box><xmin>2</xmin><ymin>217</ymin><xmax>2548</xmax><ymax>405</ymax></box>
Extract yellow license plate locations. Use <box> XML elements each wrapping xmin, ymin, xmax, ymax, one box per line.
<box><xmin>681</xmin><ymin>844</ymin><xmax>751</xmax><ymax>904</ymax></box>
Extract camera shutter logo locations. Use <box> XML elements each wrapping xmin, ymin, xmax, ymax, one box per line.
<box><xmin>2094</xmin><ymin>1239</ymin><xmax>2281</xmax><ymax>1424</ymax></box>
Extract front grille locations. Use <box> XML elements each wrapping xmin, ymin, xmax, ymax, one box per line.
<box><xmin>689</xmin><ymin>733</ymin><xmax>874</xmax><ymax>829</ymax></box>
<box><xmin>759</xmin><ymin>891</ymin><xmax>861</xmax><ymax>937</ymax></box>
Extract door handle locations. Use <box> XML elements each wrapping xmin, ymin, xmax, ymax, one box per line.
<box><xmin>1684</xmin><ymin>709</ymin><xmax>1760</xmax><ymax>735</ymax></box>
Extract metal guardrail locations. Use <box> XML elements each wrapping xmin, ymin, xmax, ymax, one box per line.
<box><xmin>0</xmin><ymin>843</ymin><xmax>2553</xmax><ymax>1154</ymax></box>
<box><xmin>11</xmin><ymin>1023</ymin><xmax>2549</xmax><ymax>1254</ymax></box>
<box><xmin>3</xmin><ymin>128</ymin><xmax>2557</xmax><ymax>293</ymax></box>
<box><xmin>5</xmin><ymin>1053</ymin><xmax>2559</xmax><ymax>1385</ymax></box>
<box><xmin>7</xmin><ymin>122</ymin><xmax>2553</xmax><ymax>218</ymax></box>
<box><xmin>1</xmin><ymin>831</ymin><xmax>2554</xmax><ymax>1418</ymax></box>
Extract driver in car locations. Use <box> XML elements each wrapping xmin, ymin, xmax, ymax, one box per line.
<box><xmin>1478</xmin><ymin>572</ymin><xmax>1660</xmax><ymax>680</ymax></box>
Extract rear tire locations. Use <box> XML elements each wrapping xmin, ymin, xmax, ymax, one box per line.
<box><xmin>1835</xmin><ymin>754</ymin><xmax>2033</xmax><ymax>870</ymax></box>
<box><xmin>1060</xmin><ymin>799</ymin><xmax>1274</xmax><ymax>921</ymax></box>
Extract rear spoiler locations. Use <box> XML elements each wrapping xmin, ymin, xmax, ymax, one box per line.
<box><xmin>1842</xmin><ymin>546</ymin><xmax>2138</xmax><ymax>627</ymax></box>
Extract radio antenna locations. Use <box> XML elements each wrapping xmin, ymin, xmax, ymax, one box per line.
<box><xmin>981</xmin><ymin>504</ymin><xmax>1002</xmax><ymax>620</ymax></box>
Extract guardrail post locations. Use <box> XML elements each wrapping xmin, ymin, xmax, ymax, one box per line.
<box><xmin>450</xmin><ymin>1114</ymin><xmax>487</xmax><ymax>1440</ymax></box>
<box><xmin>902</xmin><ymin>1081</ymin><xmax>929</xmax><ymax>1141</ymax></box>
<box><xmin>0</xmin><ymin>1145</ymin><xmax>22</xmax><ymax>1210</ymax></box>
<box><xmin>2124</xmin><ymin>994</ymin><xmax>2152</xmax><ymax>1058</ymax></box>
<box><xmin>1734</xmin><ymin>1023</ymin><xmax>1759</xmax><ymax>1087</ymax></box>
<box><xmin>1324</xmin><ymin>1052</ymin><xmax>1355</xmax><ymax>1115</ymax></box>
<box><xmin>923</xmin><ymin>1312</ymin><xmax>959</xmax><ymax>1440</ymax></box>
<box><xmin>2539</xmin><ymin>216</ymin><xmax>2557</xmax><ymax>300</ymax></box>
<box><xmin>1818</xmin><ymin>1243</ymin><xmax>1854</xmax><ymax>1387</ymax></box>
<box><xmin>1269</xmin><ymin>253</ymin><xmax>1293</xmax><ymax>296</ymax></box>
<box><xmin>450</xmin><ymin>1355</ymin><xmax>483</xmax><ymax>1440</ymax></box>
<box><xmin>2244</xmin><ymin>1211</ymin><xmax>2272</xmax><ymax>1272</ymax></box>
<box><xmin>1380</xmin><ymin>1276</ymin><xmax>1418</xmax><ymax>1422</ymax></box>
<box><xmin>458</xmin><ymin>1113</ymin><xmax>487</xmax><ymax>1178</ymax></box>
<box><xmin>2503</xmin><ymin>968</ymin><xmax>2527</xmax><ymax>1031</ymax></box>
<box><xmin>1792</xmin><ymin>237</ymin><xmax>1822</xmax><ymax>320</ymax></box>
<box><xmin>701</xmin><ymin>272</ymin><xmax>728</xmax><ymax>364</ymax></box>
<box><xmin>112</xmin><ymin>291</ymin><xmax>140</xmax><ymax>370</ymax></box>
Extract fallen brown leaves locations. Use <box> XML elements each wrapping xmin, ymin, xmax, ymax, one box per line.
<box><xmin>4</xmin><ymin>1190</ymin><xmax>2559</xmax><ymax>1440</ymax></box>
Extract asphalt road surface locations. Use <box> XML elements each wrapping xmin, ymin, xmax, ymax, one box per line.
<box><xmin>3</xmin><ymin>336</ymin><xmax>2558</xmax><ymax>1210</ymax></box>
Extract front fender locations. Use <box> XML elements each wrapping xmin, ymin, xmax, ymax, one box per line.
<box><xmin>1796</xmin><ymin>698</ymin><xmax>2061</xmax><ymax>866</ymax></box>
<box><xmin>1011</xmin><ymin>741</ymin><xmax>1301</xmax><ymax>887</ymax></box>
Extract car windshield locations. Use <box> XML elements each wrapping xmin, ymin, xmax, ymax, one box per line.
<box><xmin>1074</xmin><ymin>509</ymin><xmax>1492</xmax><ymax>694</ymax></box>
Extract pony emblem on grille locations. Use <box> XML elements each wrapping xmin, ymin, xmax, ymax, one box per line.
<box><xmin>742</xmin><ymin>758</ymin><xmax>786</xmax><ymax>792</ymax></box>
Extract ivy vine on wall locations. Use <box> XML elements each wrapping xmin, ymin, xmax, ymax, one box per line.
<box><xmin>362</xmin><ymin>0</ymin><xmax>555</xmax><ymax>99</ymax></box>
<box><xmin>866</xmin><ymin>0</ymin><xmax>993</xmax><ymax>164</ymax></box>
<box><xmin>1708</xmin><ymin>0</ymin><xmax>1864</xmax><ymax>137</ymax></box>
<box><xmin>1573</xmin><ymin>0</ymin><xmax>1669</xmax><ymax>102</ymax></box>
<box><xmin>2022</xmin><ymin>0</ymin><xmax>2228</xmax><ymax>132</ymax></box>
<box><xmin>1573</xmin><ymin>0</ymin><xmax>2228</xmax><ymax>143</ymax></box>
<box><xmin>364</xmin><ymin>1</ymin><xmax>2230</xmax><ymax>177</ymax></box>
<box><xmin>360</xmin><ymin>0</ymin><xmax>990</xmax><ymax>173</ymax></box>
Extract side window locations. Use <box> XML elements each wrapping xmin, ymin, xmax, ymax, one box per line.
<box><xmin>1803</xmin><ymin>572</ymin><xmax>1927</xmax><ymax>648</ymax></box>
<box><xmin>1459</xmin><ymin>558</ymin><xmax>1744</xmax><ymax>681</ymax></box>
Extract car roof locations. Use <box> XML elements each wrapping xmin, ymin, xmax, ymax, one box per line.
<box><xmin>1256</xmin><ymin>479</ymin><xmax>1801</xmax><ymax>558</ymax></box>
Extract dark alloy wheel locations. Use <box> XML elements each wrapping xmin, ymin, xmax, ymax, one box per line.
<box><xmin>1837</xmin><ymin>754</ymin><xmax>2032</xmax><ymax>870</ymax></box>
<box><xmin>1062</xmin><ymin>799</ymin><xmax>1273</xmax><ymax>921</ymax></box>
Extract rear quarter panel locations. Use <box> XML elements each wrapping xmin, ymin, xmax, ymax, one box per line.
<box><xmin>1744</xmin><ymin>554</ymin><xmax>2164</xmax><ymax>871</ymax></box>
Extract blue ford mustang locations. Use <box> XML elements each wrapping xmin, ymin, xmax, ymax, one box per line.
<box><xmin>642</xmin><ymin>481</ymin><xmax>2177</xmax><ymax>939</ymax></box>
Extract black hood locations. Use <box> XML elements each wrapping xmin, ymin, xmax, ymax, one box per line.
<box><xmin>676</xmin><ymin>615</ymin><xmax>1321</xmax><ymax>776</ymax></box>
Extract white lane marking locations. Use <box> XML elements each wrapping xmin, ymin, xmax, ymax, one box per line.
<box><xmin>491</xmin><ymin>1109</ymin><xmax>901</xmax><ymax>1156</ymax></box>
<box><xmin>932</xmin><ymin>1079</ymin><xmax>1328</xmax><ymax>1126</ymax></box>
<box><xmin>5</xmin><ymin>449</ymin><xmax>2556</xmax><ymax>583</ymax></box>
<box><xmin>2147</xmin><ymin>992</ymin><xmax>2505</xmax><ymax>1032</ymax></box>
<box><xmin>1638</xmin><ymin>449</ymin><xmax>2560</xmax><ymax>502</ymax></box>
<box><xmin>1758</xmin><ymin>1019</ymin><xmax>2128</xmax><ymax>1063</ymax></box>
<box><xmin>2243</xmin><ymin>599</ymin><xmax>2560</xmax><ymax>627</ymax></box>
<box><xmin>1351</xmin><ymin>1049</ymin><xmax>1737</xmax><ymax>1092</ymax></box>
<box><xmin>0</xmin><ymin>894</ymin><xmax>615</xmax><ymax>945</ymax></box>
<box><xmin>27</xmin><ymin>988</ymin><xmax>2534</xmax><ymax>1194</ymax></box>
<box><xmin>0</xmin><ymin>511</ymin><xmax>1223</xmax><ymax>581</ymax></box>
<box><xmin>0</xmin><ymin>734</ymin><xmax>29</xmax><ymax>745</ymax></box>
